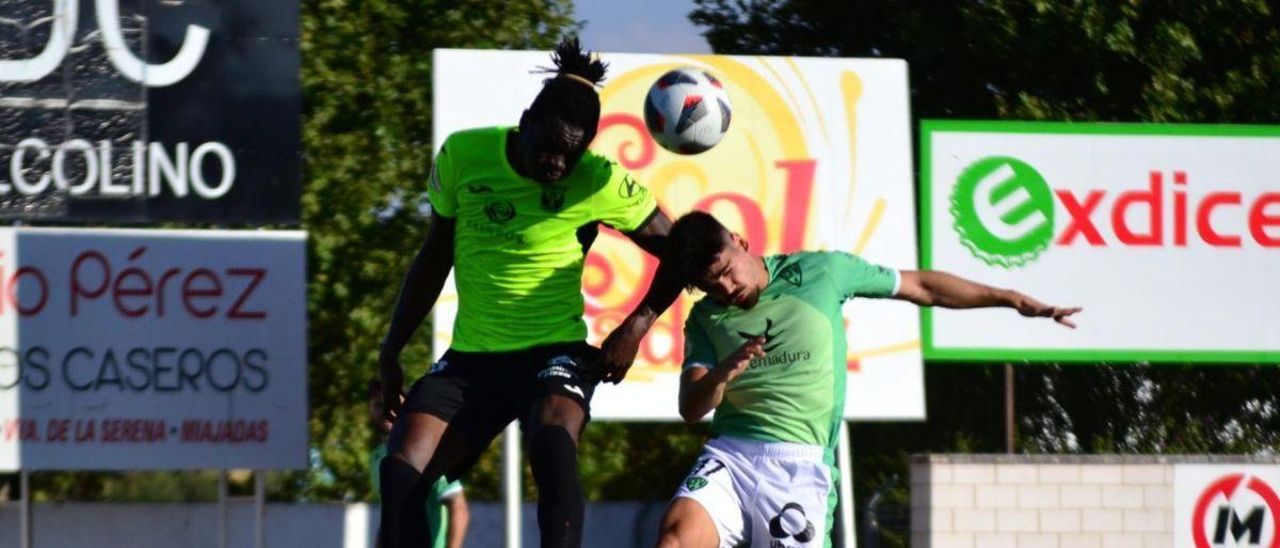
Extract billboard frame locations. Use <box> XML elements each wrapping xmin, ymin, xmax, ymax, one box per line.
<box><xmin>920</xmin><ymin>119</ymin><xmax>1280</xmax><ymax>364</ymax></box>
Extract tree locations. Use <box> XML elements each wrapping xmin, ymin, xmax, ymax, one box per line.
<box><xmin>690</xmin><ymin>1</ymin><xmax>1280</xmax><ymax>545</ymax></box>
<box><xmin>692</xmin><ymin>0</ymin><xmax>1280</xmax><ymax>122</ymax></box>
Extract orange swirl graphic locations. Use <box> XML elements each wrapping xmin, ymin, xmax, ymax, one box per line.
<box><xmin>597</xmin><ymin>114</ymin><xmax>656</xmax><ymax>170</ymax></box>
<box><xmin>584</xmin><ymin>58</ymin><xmax>819</xmax><ymax>373</ymax></box>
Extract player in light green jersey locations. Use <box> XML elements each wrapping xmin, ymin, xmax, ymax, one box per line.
<box><xmin>655</xmin><ymin>211</ymin><xmax>1080</xmax><ymax>548</ymax></box>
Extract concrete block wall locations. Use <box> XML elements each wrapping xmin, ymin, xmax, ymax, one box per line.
<box><xmin>909</xmin><ymin>454</ymin><xmax>1279</xmax><ymax>548</ymax></box>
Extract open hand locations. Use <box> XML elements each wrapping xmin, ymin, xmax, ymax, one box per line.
<box><xmin>1013</xmin><ymin>295</ymin><xmax>1082</xmax><ymax>329</ymax></box>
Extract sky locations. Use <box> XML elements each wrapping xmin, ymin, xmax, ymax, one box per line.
<box><xmin>574</xmin><ymin>0</ymin><xmax>712</xmax><ymax>54</ymax></box>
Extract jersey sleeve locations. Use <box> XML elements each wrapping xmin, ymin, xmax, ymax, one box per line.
<box><xmin>426</xmin><ymin>140</ymin><xmax>458</xmax><ymax>218</ymax></box>
<box><xmin>682</xmin><ymin>313</ymin><xmax>718</xmax><ymax>371</ymax></box>
<box><xmin>369</xmin><ymin>443</ymin><xmax>387</xmax><ymax>501</ymax></box>
<box><xmin>592</xmin><ymin>160</ymin><xmax>658</xmax><ymax>232</ymax></box>
<box><xmin>434</xmin><ymin>479</ymin><xmax>464</xmax><ymax>502</ymax></box>
<box><xmin>829</xmin><ymin>251</ymin><xmax>900</xmax><ymax>300</ymax></box>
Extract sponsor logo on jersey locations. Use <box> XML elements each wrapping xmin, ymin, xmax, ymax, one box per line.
<box><xmin>618</xmin><ymin>174</ymin><xmax>644</xmax><ymax>199</ymax></box>
<box><xmin>484</xmin><ymin>200</ymin><xmax>516</xmax><ymax>224</ymax></box>
<box><xmin>769</xmin><ymin>502</ymin><xmax>816</xmax><ymax>544</ymax></box>
<box><xmin>738</xmin><ymin>318</ymin><xmax>784</xmax><ymax>352</ymax></box>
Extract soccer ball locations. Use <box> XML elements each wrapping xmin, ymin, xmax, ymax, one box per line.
<box><xmin>643</xmin><ymin>67</ymin><xmax>732</xmax><ymax>155</ymax></box>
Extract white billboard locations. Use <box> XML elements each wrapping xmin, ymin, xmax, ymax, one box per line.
<box><xmin>1175</xmin><ymin>465</ymin><xmax>1280</xmax><ymax>548</ymax></box>
<box><xmin>923</xmin><ymin>121</ymin><xmax>1280</xmax><ymax>363</ymax></box>
<box><xmin>433</xmin><ymin>49</ymin><xmax>923</xmax><ymax>420</ymax></box>
<box><xmin>0</xmin><ymin>228</ymin><xmax>308</xmax><ymax>470</ymax></box>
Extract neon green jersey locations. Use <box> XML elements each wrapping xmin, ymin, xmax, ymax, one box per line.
<box><xmin>428</xmin><ymin>127</ymin><xmax>658</xmax><ymax>352</ymax></box>
<box><xmin>683</xmin><ymin>251</ymin><xmax>899</xmax><ymax>449</ymax></box>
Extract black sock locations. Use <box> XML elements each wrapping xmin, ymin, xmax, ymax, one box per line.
<box><xmin>378</xmin><ymin>455</ymin><xmax>431</xmax><ymax>548</ymax></box>
<box><xmin>528</xmin><ymin>426</ymin><xmax>585</xmax><ymax>548</ymax></box>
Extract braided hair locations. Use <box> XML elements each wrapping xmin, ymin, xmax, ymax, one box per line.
<box><xmin>528</xmin><ymin>37</ymin><xmax>608</xmax><ymax>141</ymax></box>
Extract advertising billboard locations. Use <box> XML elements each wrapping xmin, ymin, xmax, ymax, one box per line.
<box><xmin>0</xmin><ymin>0</ymin><xmax>301</xmax><ymax>222</ymax></box>
<box><xmin>922</xmin><ymin>121</ymin><xmax>1280</xmax><ymax>363</ymax></box>
<box><xmin>433</xmin><ymin>50</ymin><xmax>923</xmax><ymax>420</ymax></box>
<box><xmin>0</xmin><ymin>228</ymin><xmax>307</xmax><ymax>470</ymax></box>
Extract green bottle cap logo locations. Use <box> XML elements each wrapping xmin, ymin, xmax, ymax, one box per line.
<box><xmin>950</xmin><ymin>156</ymin><xmax>1054</xmax><ymax>268</ymax></box>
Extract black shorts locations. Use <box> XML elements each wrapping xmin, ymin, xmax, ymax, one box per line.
<box><xmin>397</xmin><ymin>340</ymin><xmax>600</xmax><ymax>479</ymax></box>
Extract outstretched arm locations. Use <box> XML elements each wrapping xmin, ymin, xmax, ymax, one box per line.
<box><xmin>378</xmin><ymin>210</ymin><xmax>456</xmax><ymax>420</ymax></box>
<box><xmin>895</xmin><ymin>270</ymin><xmax>1081</xmax><ymax>328</ymax></box>
<box><xmin>599</xmin><ymin>209</ymin><xmax>683</xmax><ymax>383</ymax></box>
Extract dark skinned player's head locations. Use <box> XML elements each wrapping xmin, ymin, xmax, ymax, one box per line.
<box><xmin>514</xmin><ymin>37</ymin><xmax>608</xmax><ymax>183</ymax></box>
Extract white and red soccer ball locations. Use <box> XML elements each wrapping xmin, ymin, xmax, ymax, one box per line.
<box><xmin>643</xmin><ymin>67</ymin><xmax>732</xmax><ymax>155</ymax></box>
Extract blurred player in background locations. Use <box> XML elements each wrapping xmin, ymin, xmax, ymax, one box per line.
<box><xmin>656</xmin><ymin>211</ymin><xmax>1080</xmax><ymax>548</ymax></box>
<box><xmin>369</xmin><ymin>378</ymin><xmax>468</xmax><ymax>548</ymax></box>
<box><xmin>377</xmin><ymin>37</ymin><xmax>681</xmax><ymax>548</ymax></box>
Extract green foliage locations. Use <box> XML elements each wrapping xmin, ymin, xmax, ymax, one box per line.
<box><xmin>691</xmin><ymin>1</ymin><xmax>1280</xmax><ymax>545</ymax></box>
<box><xmin>692</xmin><ymin>0</ymin><xmax>1280</xmax><ymax>123</ymax></box>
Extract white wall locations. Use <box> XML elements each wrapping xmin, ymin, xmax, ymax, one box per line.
<box><xmin>0</xmin><ymin>501</ymin><xmax>669</xmax><ymax>548</ymax></box>
<box><xmin>910</xmin><ymin>454</ymin><xmax>1280</xmax><ymax>548</ymax></box>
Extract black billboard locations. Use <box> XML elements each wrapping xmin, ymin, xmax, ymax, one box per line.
<box><xmin>0</xmin><ymin>0</ymin><xmax>300</xmax><ymax>223</ymax></box>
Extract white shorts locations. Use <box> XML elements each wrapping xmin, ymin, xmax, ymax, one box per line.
<box><xmin>672</xmin><ymin>436</ymin><xmax>833</xmax><ymax>548</ymax></box>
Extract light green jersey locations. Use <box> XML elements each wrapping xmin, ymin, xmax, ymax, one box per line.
<box><xmin>683</xmin><ymin>251</ymin><xmax>899</xmax><ymax>449</ymax></box>
<box><xmin>427</xmin><ymin>126</ymin><xmax>657</xmax><ymax>352</ymax></box>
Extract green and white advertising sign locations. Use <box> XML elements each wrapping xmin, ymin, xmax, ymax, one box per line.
<box><xmin>922</xmin><ymin>121</ymin><xmax>1280</xmax><ymax>363</ymax></box>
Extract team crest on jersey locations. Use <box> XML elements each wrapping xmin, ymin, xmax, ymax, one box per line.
<box><xmin>541</xmin><ymin>186</ymin><xmax>567</xmax><ymax>211</ymax></box>
<box><xmin>485</xmin><ymin>201</ymin><xmax>516</xmax><ymax>224</ymax></box>
<box><xmin>684</xmin><ymin>476</ymin><xmax>708</xmax><ymax>491</ymax></box>
<box><xmin>777</xmin><ymin>263</ymin><xmax>803</xmax><ymax>287</ymax></box>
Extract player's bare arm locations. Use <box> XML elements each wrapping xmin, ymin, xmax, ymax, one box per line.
<box><xmin>443</xmin><ymin>490</ymin><xmax>470</xmax><ymax>548</ymax></box>
<box><xmin>599</xmin><ymin>209</ymin><xmax>683</xmax><ymax>384</ymax></box>
<box><xmin>895</xmin><ymin>270</ymin><xmax>1082</xmax><ymax>328</ymax></box>
<box><xmin>677</xmin><ymin>337</ymin><xmax>765</xmax><ymax>423</ymax></box>
<box><xmin>378</xmin><ymin>210</ymin><xmax>456</xmax><ymax>419</ymax></box>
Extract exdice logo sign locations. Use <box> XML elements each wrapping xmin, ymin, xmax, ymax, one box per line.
<box><xmin>0</xmin><ymin>0</ymin><xmax>300</xmax><ymax>223</ymax></box>
<box><xmin>924</xmin><ymin>122</ymin><xmax>1280</xmax><ymax>362</ymax></box>
<box><xmin>950</xmin><ymin>156</ymin><xmax>1280</xmax><ymax>269</ymax></box>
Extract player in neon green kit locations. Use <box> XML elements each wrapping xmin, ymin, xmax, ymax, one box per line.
<box><xmin>377</xmin><ymin>39</ymin><xmax>680</xmax><ymax>548</ymax></box>
<box><xmin>655</xmin><ymin>212</ymin><xmax>1080</xmax><ymax>548</ymax></box>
